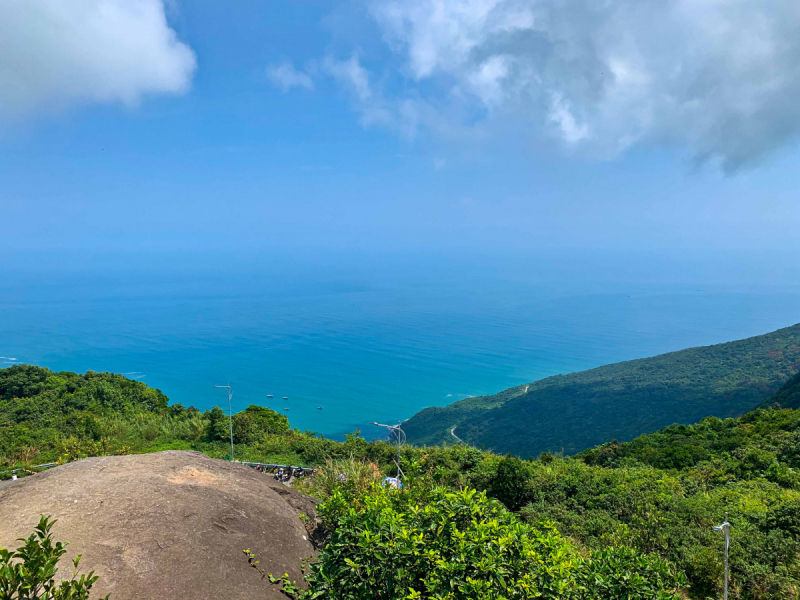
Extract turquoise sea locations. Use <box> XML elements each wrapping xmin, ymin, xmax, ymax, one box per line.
<box><xmin>2</xmin><ymin>251</ymin><xmax>800</xmax><ymax>440</ymax></box>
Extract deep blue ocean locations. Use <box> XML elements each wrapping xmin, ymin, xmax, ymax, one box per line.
<box><xmin>2</xmin><ymin>251</ymin><xmax>799</xmax><ymax>440</ymax></box>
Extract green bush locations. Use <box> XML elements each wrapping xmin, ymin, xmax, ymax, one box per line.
<box><xmin>262</xmin><ymin>482</ymin><xmax>684</xmax><ymax>599</ymax></box>
<box><xmin>0</xmin><ymin>516</ymin><xmax>107</xmax><ymax>600</ymax></box>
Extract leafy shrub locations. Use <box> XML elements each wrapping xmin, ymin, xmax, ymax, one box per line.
<box><xmin>575</xmin><ymin>547</ymin><xmax>686</xmax><ymax>600</ymax></box>
<box><xmin>0</xmin><ymin>516</ymin><xmax>107</xmax><ymax>599</ymax></box>
<box><xmin>261</xmin><ymin>482</ymin><xmax>684</xmax><ymax>599</ymax></box>
<box><xmin>489</xmin><ymin>455</ymin><xmax>534</xmax><ymax>510</ymax></box>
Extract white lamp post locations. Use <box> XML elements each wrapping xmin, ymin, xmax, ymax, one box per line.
<box><xmin>713</xmin><ymin>513</ymin><xmax>731</xmax><ymax>600</ymax></box>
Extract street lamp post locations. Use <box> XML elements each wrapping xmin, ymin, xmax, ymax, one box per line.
<box><xmin>713</xmin><ymin>513</ymin><xmax>731</xmax><ymax>600</ymax></box>
<box><xmin>213</xmin><ymin>384</ymin><xmax>235</xmax><ymax>462</ymax></box>
<box><xmin>371</xmin><ymin>422</ymin><xmax>406</xmax><ymax>479</ymax></box>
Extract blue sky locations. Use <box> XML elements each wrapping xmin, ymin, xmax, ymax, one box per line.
<box><xmin>2</xmin><ymin>0</ymin><xmax>800</xmax><ymax>269</ymax></box>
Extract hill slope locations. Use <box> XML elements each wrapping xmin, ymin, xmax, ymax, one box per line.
<box><xmin>0</xmin><ymin>364</ymin><xmax>289</xmax><ymax>467</ymax></box>
<box><xmin>768</xmin><ymin>369</ymin><xmax>800</xmax><ymax>409</ymax></box>
<box><xmin>403</xmin><ymin>323</ymin><xmax>800</xmax><ymax>456</ymax></box>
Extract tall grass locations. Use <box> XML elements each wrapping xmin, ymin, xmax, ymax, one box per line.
<box><xmin>293</xmin><ymin>457</ymin><xmax>382</xmax><ymax>499</ymax></box>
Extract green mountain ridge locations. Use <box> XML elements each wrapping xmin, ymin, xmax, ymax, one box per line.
<box><xmin>403</xmin><ymin>322</ymin><xmax>800</xmax><ymax>456</ymax></box>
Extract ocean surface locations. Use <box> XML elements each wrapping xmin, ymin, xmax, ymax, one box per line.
<box><xmin>2</xmin><ymin>252</ymin><xmax>800</xmax><ymax>440</ymax></box>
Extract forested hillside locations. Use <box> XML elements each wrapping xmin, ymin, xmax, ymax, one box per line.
<box><xmin>403</xmin><ymin>323</ymin><xmax>800</xmax><ymax>456</ymax></box>
<box><xmin>4</xmin><ymin>363</ymin><xmax>800</xmax><ymax>597</ymax></box>
<box><xmin>0</xmin><ymin>364</ymin><xmax>289</xmax><ymax>467</ymax></box>
<box><xmin>768</xmin><ymin>370</ymin><xmax>800</xmax><ymax>409</ymax></box>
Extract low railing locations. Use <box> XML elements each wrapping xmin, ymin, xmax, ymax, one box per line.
<box><xmin>0</xmin><ymin>462</ymin><xmax>58</xmax><ymax>481</ymax></box>
<box><xmin>2</xmin><ymin>461</ymin><xmax>317</xmax><ymax>481</ymax></box>
<box><xmin>243</xmin><ymin>462</ymin><xmax>316</xmax><ymax>477</ymax></box>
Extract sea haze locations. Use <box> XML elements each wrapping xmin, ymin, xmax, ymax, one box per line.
<box><xmin>2</xmin><ymin>250</ymin><xmax>800</xmax><ymax>440</ymax></box>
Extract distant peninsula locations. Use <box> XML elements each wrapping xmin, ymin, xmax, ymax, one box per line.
<box><xmin>403</xmin><ymin>322</ymin><xmax>800</xmax><ymax>456</ymax></box>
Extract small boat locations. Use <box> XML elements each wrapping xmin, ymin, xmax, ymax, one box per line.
<box><xmin>282</xmin><ymin>396</ymin><xmax>288</xmax><ymax>400</ymax></box>
<box><xmin>284</xmin><ymin>407</ymin><xmax>289</xmax><ymax>411</ymax></box>
<box><xmin>317</xmin><ymin>406</ymin><xmax>322</xmax><ymax>410</ymax></box>
<box><xmin>266</xmin><ymin>394</ymin><xmax>273</xmax><ymax>398</ymax></box>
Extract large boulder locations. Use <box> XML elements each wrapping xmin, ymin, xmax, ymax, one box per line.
<box><xmin>0</xmin><ymin>451</ymin><xmax>318</xmax><ymax>599</ymax></box>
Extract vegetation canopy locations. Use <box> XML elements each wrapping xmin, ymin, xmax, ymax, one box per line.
<box><xmin>259</xmin><ymin>481</ymin><xmax>684</xmax><ymax>600</ymax></box>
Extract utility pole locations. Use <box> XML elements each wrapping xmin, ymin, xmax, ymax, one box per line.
<box><xmin>213</xmin><ymin>384</ymin><xmax>235</xmax><ymax>462</ymax></box>
<box><xmin>371</xmin><ymin>422</ymin><xmax>406</xmax><ymax>479</ymax></box>
<box><xmin>713</xmin><ymin>513</ymin><xmax>731</xmax><ymax>600</ymax></box>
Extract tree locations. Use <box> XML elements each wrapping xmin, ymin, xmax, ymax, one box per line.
<box><xmin>489</xmin><ymin>455</ymin><xmax>533</xmax><ymax>510</ymax></box>
<box><xmin>232</xmin><ymin>405</ymin><xmax>289</xmax><ymax>444</ymax></box>
<box><xmin>204</xmin><ymin>406</ymin><xmax>229</xmax><ymax>442</ymax></box>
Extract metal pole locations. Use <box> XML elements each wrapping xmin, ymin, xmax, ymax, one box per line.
<box><xmin>724</xmin><ymin>518</ymin><xmax>730</xmax><ymax>600</ymax></box>
<box><xmin>713</xmin><ymin>513</ymin><xmax>731</xmax><ymax>600</ymax></box>
<box><xmin>227</xmin><ymin>384</ymin><xmax>234</xmax><ymax>462</ymax></box>
<box><xmin>371</xmin><ymin>422</ymin><xmax>405</xmax><ymax>479</ymax></box>
<box><xmin>213</xmin><ymin>384</ymin><xmax>235</xmax><ymax>462</ymax></box>
<box><xmin>391</xmin><ymin>427</ymin><xmax>400</xmax><ymax>475</ymax></box>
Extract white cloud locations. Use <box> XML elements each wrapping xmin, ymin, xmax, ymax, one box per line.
<box><xmin>357</xmin><ymin>0</ymin><xmax>800</xmax><ymax>171</ymax></box>
<box><xmin>549</xmin><ymin>93</ymin><xmax>588</xmax><ymax>144</ymax></box>
<box><xmin>0</xmin><ymin>0</ymin><xmax>196</xmax><ymax>122</ymax></box>
<box><xmin>466</xmin><ymin>55</ymin><xmax>511</xmax><ymax>109</ymax></box>
<box><xmin>323</xmin><ymin>54</ymin><xmax>373</xmax><ymax>102</ymax></box>
<box><xmin>267</xmin><ymin>60</ymin><xmax>314</xmax><ymax>92</ymax></box>
<box><xmin>319</xmin><ymin>53</ymin><xmax>441</xmax><ymax>139</ymax></box>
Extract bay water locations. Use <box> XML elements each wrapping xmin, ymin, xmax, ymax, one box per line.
<box><xmin>2</xmin><ymin>251</ymin><xmax>799</xmax><ymax>440</ymax></box>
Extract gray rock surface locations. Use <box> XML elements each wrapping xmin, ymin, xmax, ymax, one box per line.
<box><xmin>0</xmin><ymin>451</ymin><xmax>318</xmax><ymax>599</ymax></box>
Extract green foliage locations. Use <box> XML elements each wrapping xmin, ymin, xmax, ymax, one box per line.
<box><xmin>404</xmin><ymin>323</ymin><xmax>800</xmax><ymax>456</ymax></box>
<box><xmin>0</xmin><ymin>365</ymin><xmax>173</xmax><ymax>467</ymax></box>
<box><xmin>204</xmin><ymin>406</ymin><xmax>230</xmax><ymax>442</ymax></box>
<box><xmin>578</xmin><ymin>407</ymin><xmax>800</xmax><ymax>484</ymax></box>
<box><xmin>259</xmin><ymin>482</ymin><xmax>684</xmax><ymax>599</ymax></box>
<box><xmin>489</xmin><ymin>456</ymin><xmax>534</xmax><ymax>511</ymax></box>
<box><xmin>292</xmin><ymin>457</ymin><xmax>382</xmax><ymax>499</ymax></box>
<box><xmin>575</xmin><ymin>547</ymin><xmax>686</xmax><ymax>600</ymax></box>
<box><xmin>770</xmin><ymin>371</ymin><xmax>800</xmax><ymax>410</ymax></box>
<box><xmin>232</xmin><ymin>405</ymin><xmax>289</xmax><ymax>444</ymax></box>
<box><xmin>515</xmin><ymin>459</ymin><xmax>800</xmax><ymax>599</ymax></box>
<box><xmin>0</xmin><ymin>516</ymin><xmax>107</xmax><ymax>600</ymax></box>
